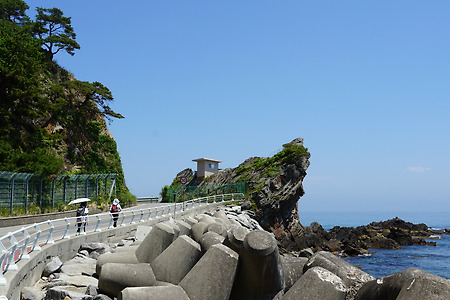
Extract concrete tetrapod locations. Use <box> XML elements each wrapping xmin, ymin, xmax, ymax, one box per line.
<box><xmin>150</xmin><ymin>235</ymin><xmax>202</xmax><ymax>284</ymax></box>
<box><xmin>191</xmin><ymin>221</ymin><xmax>209</xmax><ymax>242</ymax></box>
<box><xmin>304</xmin><ymin>251</ymin><xmax>374</xmax><ymax>299</ymax></box>
<box><xmin>354</xmin><ymin>267</ymin><xmax>450</xmax><ymax>300</ymax></box>
<box><xmin>199</xmin><ymin>231</ymin><xmax>226</xmax><ymax>252</ymax></box>
<box><xmin>282</xmin><ymin>266</ymin><xmax>347</xmax><ymax>300</ymax></box>
<box><xmin>175</xmin><ymin>220</ymin><xmax>192</xmax><ymax>237</ymax></box>
<box><xmin>96</xmin><ymin>251</ymin><xmax>139</xmax><ymax>276</ymax></box>
<box><xmin>179</xmin><ymin>243</ymin><xmax>239</xmax><ymax>300</ymax></box>
<box><xmin>206</xmin><ymin>222</ymin><xmax>228</xmax><ymax>238</ymax></box>
<box><xmin>163</xmin><ymin>221</ymin><xmax>180</xmax><ymax>240</ymax></box>
<box><xmin>135</xmin><ymin>222</ymin><xmax>175</xmax><ymax>263</ymax></box>
<box><xmin>98</xmin><ymin>263</ymin><xmax>156</xmax><ymax>297</ymax></box>
<box><xmin>280</xmin><ymin>255</ymin><xmax>308</xmax><ymax>292</ymax></box>
<box><xmin>118</xmin><ymin>286</ymin><xmax>190</xmax><ymax>300</ymax></box>
<box><xmin>224</xmin><ymin>225</ymin><xmax>249</xmax><ymax>254</ymax></box>
<box><xmin>232</xmin><ymin>229</ymin><xmax>283</xmax><ymax>300</ymax></box>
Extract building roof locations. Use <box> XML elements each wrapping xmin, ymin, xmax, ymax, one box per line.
<box><xmin>192</xmin><ymin>158</ymin><xmax>222</xmax><ymax>163</ymax></box>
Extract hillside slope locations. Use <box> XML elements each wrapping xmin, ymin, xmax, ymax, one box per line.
<box><xmin>0</xmin><ymin>1</ymin><xmax>132</xmax><ymax>202</ymax></box>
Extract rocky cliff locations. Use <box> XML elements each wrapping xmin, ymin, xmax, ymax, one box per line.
<box><xmin>168</xmin><ymin>138</ymin><xmax>311</xmax><ymax>249</ymax></box>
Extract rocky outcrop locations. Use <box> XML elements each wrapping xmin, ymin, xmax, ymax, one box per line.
<box><xmin>327</xmin><ymin>217</ymin><xmax>437</xmax><ymax>256</ymax></box>
<box><xmin>167</xmin><ymin>138</ymin><xmax>311</xmax><ymax>251</ymax></box>
<box><xmin>277</xmin><ymin>217</ymin><xmax>441</xmax><ymax>257</ymax></box>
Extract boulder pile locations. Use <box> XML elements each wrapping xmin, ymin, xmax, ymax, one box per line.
<box><xmin>24</xmin><ymin>206</ymin><xmax>450</xmax><ymax>300</ymax></box>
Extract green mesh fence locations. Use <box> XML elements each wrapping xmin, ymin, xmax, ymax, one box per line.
<box><xmin>0</xmin><ymin>171</ymin><xmax>117</xmax><ymax>215</ymax></box>
<box><xmin>166</xmin><ymin>182</ymin><xmax>247</xmax><ymax>203</ymax></box>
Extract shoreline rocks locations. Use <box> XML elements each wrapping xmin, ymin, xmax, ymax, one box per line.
<box><xmin>25</xmin><ymin>206</ymin><xmax>450</xmax><ymax>300</ymax></box>
<box><xmin>280</xmin><ymin>216</ymin><xmax>444</xmax><ymax>257</ymax></box>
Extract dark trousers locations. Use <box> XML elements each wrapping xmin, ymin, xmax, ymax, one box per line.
<box><xmin>112</xmin><ymin>213</ymin><xmax>119</xmax><ymax>227</ymax></box>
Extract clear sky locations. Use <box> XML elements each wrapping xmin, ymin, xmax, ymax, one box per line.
<box><xmin>26</xmin><ymin>1</ymin><xmax>450</xmax><ymax>212</ymax></box>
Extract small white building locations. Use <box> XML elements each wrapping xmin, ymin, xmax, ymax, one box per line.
<box><xmin>192</xmin><ymin>158</ymin><xmax>222</xmax><ymax>179</ymax></box>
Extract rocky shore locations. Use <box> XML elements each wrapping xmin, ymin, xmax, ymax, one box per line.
<box><xmin>274</xmin><ymin>214</ymin><xmax>447</xmax><ymax>257</ymax></box>
<box><xmin>22</xmin><ymin>205</ymin><xmax>450</xmax><ymax>300</ymax></box>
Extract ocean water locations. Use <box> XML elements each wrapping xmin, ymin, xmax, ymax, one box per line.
<box><xmin>298</xmin><ymin>211</ymin><xmax>450</xmax><ymax>279</ymax></box>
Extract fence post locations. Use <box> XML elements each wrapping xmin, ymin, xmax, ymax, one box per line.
<box><xmin>10</xmin><ymin>173</ymin><xmax>18</xmax><ymax>216</ymax></box>
<box><xmin>63</xmin><ymin>176</ymin><xmax>68</xmax><ymax>203</ymax></box>
<box><xmin>25</xmin><ymin>174</ymin><xmax>32</xmax><ymax>214</ymax></box>
<box><xmin>74</xmin><ymin>175</ymin><xmax>80</xmax><ymax>199</ymax></box>
<box><xmin>85</xmin><ymin>175</ymin><xmax>92</xmax><ymax>198</ymax></box>
<box><xmin>51</xmin><ymin>178</ymin><xmax>56</xmax><ymax>209</ymax></box>
<box><xmin>95</xmin><ymin>175</ymin><xmax>99</xmax><ymax>199</ymax></box>
<box><xmin>39</xmin><ymin>176</ymin><xmax>44</xmax><ymax>212</ymax></box>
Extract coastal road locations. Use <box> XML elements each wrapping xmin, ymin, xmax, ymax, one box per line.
<box><xmin>0</xmin><ymin>202</ymin><xmax>175</xmax><ymax>248</ymax></box>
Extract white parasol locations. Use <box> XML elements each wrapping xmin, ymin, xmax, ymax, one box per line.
<box><xmin>68</xmin><ymin>198</ymin><xmax>91</xmax><ymax>205</ymax></box>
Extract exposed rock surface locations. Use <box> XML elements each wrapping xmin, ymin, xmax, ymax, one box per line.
<box><xmin>170</xmin><ymin>138</ymin><xmax>311</xmax><ymax>251</ymax></box>
<box><xmin>278</xmin><ymin>216</ymin><xmax>442</xmax><ymax>257</ymax></box>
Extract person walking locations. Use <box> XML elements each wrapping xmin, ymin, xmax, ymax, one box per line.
<box><xmin>76</xmin><ymin>201</ymin><xmax>89</xmax><ymax>235</ymax></box>
<box><xmin>110</xmin><ymin>198</ymin><xmax>122</xmax><ymax>227</ymax></box>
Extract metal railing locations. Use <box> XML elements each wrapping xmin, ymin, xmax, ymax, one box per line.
<box><xmin>166</xmin><ymin>182</ymin><xmax>247</xmax><ymax>203</ymax></box>
<box><xmin>0</xmin><ymin>193</ymin><xmax>244</xmax><ymax>288</ymax></box>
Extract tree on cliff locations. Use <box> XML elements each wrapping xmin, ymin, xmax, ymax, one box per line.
<box><xmin>0</xmin><ymin>0</ymin><xmax>132</xmax><ymax>204</ymax></box>
<box><xmin>32</xmin><ymin>7</ymin><xmax>80</xmax><ymax>60</ymax></box>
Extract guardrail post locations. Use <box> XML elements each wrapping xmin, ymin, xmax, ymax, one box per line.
<box><xmin>130</xmin><ymin>211</ymin><xmax>136</xmax><ymax>224</ymax></box>
<box><xmin>46</xmin><ymin>221</ymin><xmax>55</xmax><ymax>245</ymax></box>
<box><xmin>0</xmin><ymin>250</ymin><xmax>7</xmax><ymax>286</ymax></box>
<box><xmin>139</xmin><ymin>209</ymin><xmax>145</xmax><ymax>222</ymax></box>
<box><xmin>6</xmin><ymin>234</ymin><xmax>18</xmax><ymax>271</ymax></box>
<box><xmin>154</xmin><ymin>208</ymin><xmax>159</xmax><ymax>219</ymax></box>
<box><xmin>119</xmin><ymin>212</ymin><xmax>125</xmax><ymax>227</ymax></box>
<box><xmin>108</xmin><ymin>213</ymin><xmax>114</xmax><ymax>229</ymax></box>
<box><xmin>61</xmin><ymin>218</ymin><xmax>71</xmax><ymax>239</ymax></box>
<box><xmin>17</xmin><ymin>228</ymin><xmax>31</xmax><ymax>260</ymax></box>
<box><xmin>147</xmin><ymin>208</ymin><xmax>152</xmax><ymax>220</ymax></box>
<box><xmin>31</xmin><ymin>224</ymin><xmax>42</xmax><ymax>251</ymax></box>
<box><xmin>94</xmin><ymin>215</ymin><xmax>102</xmax><ymax>232</ymax></box>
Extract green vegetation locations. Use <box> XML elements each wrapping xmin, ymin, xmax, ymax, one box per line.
<box><xmin>235</xmin><ymin>142</ymin><xmax>310</xmax><ymax>197</ymax></box>
<box><xmin>237</xmin><ymin>143</ymin><xmax>310</xmax><ymax>182</ymax></box>
<box><xmin>0</xmin><ymin>0</ymin><xmax>134</xmax><ymax>207</ymax></box>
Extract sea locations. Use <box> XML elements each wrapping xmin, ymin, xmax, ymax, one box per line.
<box><xmin>298</xmin><ymin>211</ymin><xmax>450</xmax><ymax>280</ymax></box>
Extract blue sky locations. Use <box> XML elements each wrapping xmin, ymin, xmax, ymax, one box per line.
<box><xmin>26</xmin><ymin>1</ymin><xmax>450</xmax><ymax>212</ymax></box>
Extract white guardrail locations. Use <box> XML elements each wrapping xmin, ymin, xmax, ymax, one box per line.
<box><xmin>0</xmin><ymin>193</ymin><xmax>244</xmax><ymax>287</ymax></box>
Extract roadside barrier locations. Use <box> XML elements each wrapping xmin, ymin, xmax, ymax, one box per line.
<box><xmin>0</xmin><ymin>193</ymin><xmax>244</xmax><ymax>295</ymax></box>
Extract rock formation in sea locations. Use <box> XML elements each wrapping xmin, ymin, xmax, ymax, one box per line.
<box><xmin>166</xmin><ymin>137</ymin><xmax>311</xmax><ymax>252</ymax></box>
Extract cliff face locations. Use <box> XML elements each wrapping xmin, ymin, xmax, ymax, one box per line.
<box><xmin>197</xmin><ymin>138</ymin><xmax>310</xmax><ymax>245</ymax></box>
